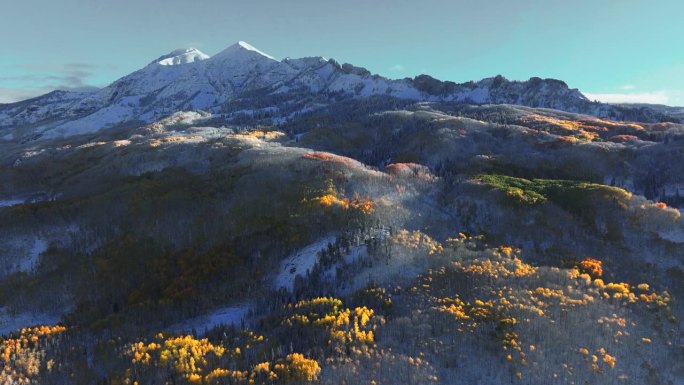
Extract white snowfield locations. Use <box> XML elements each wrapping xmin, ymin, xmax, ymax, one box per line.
<box><xmin>0</xmin><ymin>221</ymin><xmax>79</xmax><ymax>278</ymax></box>
<box><xmin>0</xmin><ymin>40</ymin><xmax>598</xmax><ymax>141</ymax></box>
<box><xmin>321</xmin><ymin>245</ymin><xmax>368</xmax><ymax>281</ymax></box>
<box><xmin>231</xmin><ymin>41</ymin><xmax>275</xmax><ymax>60</ymax></box>
<box><xmin>274</xmin><ymin>235</ymin><xmax>336</xmax><ymax>291</ymax></box>
<box><xmin>0</xmin><ymin>308</ymin><xmax>61</xmax><ymax>336</ymax></box>
<box><xmin>155</xmin><ymin>48</ymin><xmax>210</xmax><ymax>66</ymax></box>
<box><xmin>0</xmin><ymin>199</ymin><xmax>24</xmax><ymax>207</ymax></box>
<box><xmin>659</xmin><ymin>229</ymin><xmax>684</xmax><ymax>243</ymax></box>
<box><xmin>0</xmin><ymin>236</ymin><xmax>49</xmax><ymax>277</ymax></box>
<box><xmin>169</xmin><ymin>304</ymin><xmax>251</xmax><ymax>335</ymax></box>
<box><xmin>19</xmin><ymin>239</ymin><xmax>47</xmax><ymax>273</ymax></box>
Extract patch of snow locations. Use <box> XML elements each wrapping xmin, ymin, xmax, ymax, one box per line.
<box><xmin>0</xmin><ymin>308</ymin><xmax>61</xmax><ymax>336</ymax></box>
<box><xmin>349</xmin><ymin>251</ymin><xmax>424</xmax><ymax>292</ymax></box>
<box><xmin>343</xmin><ymin>245</ymin><xmax>367</xmax><ymax>264</ymax></box>
<box><xmin>155</xmin><ymin>48</ymin><xmax>210</xmax><ymax>66</ymax></box>
<box><xmin>0</xmin><ymin>194</ymin><xmax>58</xmax><ymax>208</ymax></box>
<box><xmin>213</xmin><ymin>41</ymin><xmax>278</xmax><ymax>62</ymax></box>
<box><xmin>274</xmin><ymin>235</ymin><xmax>336</xmax><ymax>291</ymax></box>
<box><xmin>236</xmin><ymin>41</ymin><xmax>275</xmax><ymax>60</ymax></box>
<box><xmin>0</xmin><ymin>199</ymin><xmax>24</xmax><ymax>207</ymax></box>
<box><xmin>21</xmin><ymin>149</ymin><xmax>47</xmax><ymax>159</ymax></box>
<box><xmin>271</xmin><ymin>116</ymin><xmax>287</xmax><ymax>125</ymax></box>
<box><xmin>460</xmin><ymin>86</ymin><xmax>490</xmax><ymax>104</ymax></box>
<box><xmin>47</xmin><ymin>97</ymin><xmax>142</xmax><ymax>137</ymax></box>
<box><xmin>322</xmin><ymin>245</ymin><xmax>369</xmax><ymax>281</ymax></box>
<box><xmin>19</xmin><ymin>239</ymin><xmax>47</xmax><ymax>272</ymax></box>
<box><xmin>158</xmin><ymin>110</ymin><xmax>211</xmax><ymax>126</ymax></box>
<box><xmin>283</xmin><ymin>56</ymin><xmax>328</xmax><ymax>71</ymax></box>
<box><xmin>658</xmin><ymin>229</ymin><xmax>684</xmax><ymax>243</ymax></box>
<box><xmin>170</xmin><ymin>304</ymin><xmax>251</xmax><ymax>334</ymax></box>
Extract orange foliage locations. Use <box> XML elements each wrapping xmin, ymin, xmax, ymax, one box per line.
<box><xmin>609</xmin><ymin>134</ymin><xmax>639</xmax><ymax>143</ymax></box>
<box><xmin>522</xmin><ymin>114</ymin><xmax>644</xmax><ymax>143</ymax></box>
<box><xmin>315</xmin><ymin>194</ymin><xmax>374</xmax><ymax>214</ymax></box>
<box><xmin>385</xmin><ymin>163</ymin><xmax>435</xmax><ymax>182</ymax></box>
<box><xmin>237</xmin><ymin>130</ymin><xmax>285</xmax><ymax>141</ymax></box>
<box><xmin>302</xmin><ymin>151</ymin><xmax>364</xmax><ymax>169</ymax></box>
<box><xmin>577</xmin><ymin>258</ymin><xmax>603</xmax><ymax>278</ymax></box>
<box><xmin>498</xmin><ymin>246</ymin><xmax>514</xmax><ymax>257</ymax></box>
<box><xmin>654</xmin><ymin>202</ymin><xmax>668</xmax><ymax>209</ymax></box>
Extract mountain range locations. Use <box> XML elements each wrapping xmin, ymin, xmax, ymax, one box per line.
<box><xmin>0</xmin><ymin>41</ymin><xmax>679</xmax><ymax>142</ymax></box>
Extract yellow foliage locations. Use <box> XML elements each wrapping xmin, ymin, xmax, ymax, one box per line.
<box><xmin>289</xmin><ymin>298</ymin><xmax>377</xmax><ymax>346</ymax></box>
<box><xmin>253</xmin><ymin>362</ymin><xmax>271</xmax><ymax>373</ymax></box>
<box><xmin>637</xmin><ymin>283</ymin><xmax>650</xmax><ymax>291</ymax></box>
<box><xmin>436</xmin><ymin>297</ymin><xmax>470</xmax><ymax>320</ymax></box>
<box><xmin>275</xmin><ymin>353</ymin><xmax>321</xmax><ymax>382</ymax></box>
<box><xmin>237</xmin><ymin>130</ymin><xmax>285</xmax><ymax>141</ymax></box>
<box><xmin>127</xmin><ymin>331</ymin><xmax>322</xmax><ymax>385</ymax></box>
<box><xmin>205</xmin><ymin>368</ymin><xmax>230</xmax><ymax>382</ymax></box>
<box><xmin>393</xmin><ymin>230</ymin><xmax>443</xmax><ymax>255</ymax></box>
<box><xmin>458</xmin><ymin>256</ymin><xmax>537</xmax><ymax>279</ymax></box>
<box><xmin>129</xmin><ymin>335</ymin><xmax>225</xmax><ymax>381</ymax></box>
<box><xmin>498</xmin><ymin>246</ymin><xmax>514</xmax><ymax>257</ymax></box>
<box><xmin>354</xmin><ymin>307</ymin><xmax>374</xmax><ymax>327</ymax></box>
<box><xmin>604</xmin><ymin>282</ymin><xmax>632</xmax><ymax>300</ymax></box>
<box><xmin>0</xmin><ymin>324</ymin><xmax>67</xmax><ymax>384</ymax></box>
<box><xmin>602</xmin><ymin>353</ymin><xmax>616</xmax><ymax>369</ymax></box>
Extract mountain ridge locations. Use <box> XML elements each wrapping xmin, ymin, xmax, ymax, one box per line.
<box><xmin>0</xmin><ymin>41</ymin><xmax>680</xmax><ymax>141</ymax></box>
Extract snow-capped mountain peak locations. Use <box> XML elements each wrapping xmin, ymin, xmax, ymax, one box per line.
<box><xmin>213</xmin><ymin>41</ymin><xmax>276</xmax><ymax>61</ymax></box>
<box><xmin>1</xmin><ymin>42</ymin><xmax>680</xmax><ymax>141</ymax></box>
<box><xmin>237</xmin><ymin>41</ymin><xmax>275</xmax><ymax>60</ymax></box>
<box><xmin>151</xmin><ymin>48</ymin><xmax>210</xmax><ymax>66</ymax></box>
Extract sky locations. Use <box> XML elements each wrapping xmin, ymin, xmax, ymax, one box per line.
<box><xmin>1</xmin><ymin>0</ymin><xmax>683</xmax><ymax>105</ymax></box>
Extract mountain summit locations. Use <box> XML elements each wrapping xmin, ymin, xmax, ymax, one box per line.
<box><xmin>151</xmin><ymin>48</ymin><xmax>210</xmax><ymax>66</ymax></box>
<box><xmin>0</xmin><ymin>41</ymin><xmax>679</xmax><ymax>140</ymax></box>
<box><xmin>213</xmin><ymin>41</ymin><xmax>276</xmax><ymax>60</ymax></box>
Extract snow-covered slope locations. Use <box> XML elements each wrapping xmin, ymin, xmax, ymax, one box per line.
<box><xmin>0</xmin><ymin>41</ymin><xmax>679</xmax><ymax>140</ymax></box>
<box><xmin>152</xmin><ymin>48</ymin><xmax>210</xmax><ymax>66</ymax></box>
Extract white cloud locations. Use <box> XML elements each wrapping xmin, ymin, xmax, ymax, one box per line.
<box><xmin>0</xmin><ymin>62</ymin><xmax>104</xmax><ymax>104</ymax></box>
<box><xmin>0</xmin><ymin>85</ymin><xmax>99</xmax><ymax>104</ymax></box>
<box><xmin>620</xmin><ymin>85</ymin><xmax>636</xmax><ymax>90</ymax></box>
<box><xmin>388</xmin><ymin>64</ymin><xmax>405</xmax><ymax>72</ymax></box>
<box><xmin>0</xmin><ymin>88</ymin><xmax>50</xmax><ymax>104</ymax></box>
<box><xmin>583</xmin><ymin>91</ymin><xmax>670</xmax><ymax>105</ymax></box>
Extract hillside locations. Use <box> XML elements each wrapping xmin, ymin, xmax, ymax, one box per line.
<box><xmin>0</xmin><ymin>42</ymin><xmax>682</xmax><ymax>385</ymax></box>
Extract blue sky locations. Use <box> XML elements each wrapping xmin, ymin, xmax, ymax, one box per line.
<box><xmin>1</xmin><ymin>0</ymin><xmax>683</xmax><ymax>105</ymax></box>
